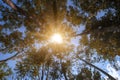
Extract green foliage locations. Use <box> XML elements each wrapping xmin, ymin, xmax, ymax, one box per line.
<box><xmin>15</xmin><ymin>45</ymin><xmax>72</xmax><ymax>79</ymax></box>
<box><xmin>76</xmin><ymin>68</ymin><xmax>101</xmax><ymax>80</ymax></box>
<box><xmin>0</xmin><ymin>0</ymin><xmax>119</xmax><ymax>79</ymax></box>
<box><xmin>15</xmin><ymin>59</ymin><xmax>40</xmax><ymax>79</ymax></box>
<box><xmin>73</xmin><ymin>0</ymin><xmax>120</xmax><ymax>59</ymax></box>
<box><xmin>0</xmin><ymin>62</ymin><xmax>12</xmax><ymax>79</ymax></box>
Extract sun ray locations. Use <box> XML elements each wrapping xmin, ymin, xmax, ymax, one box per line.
<box><xmin>50</xmin><ymin>33</ymin><xmax>63</xmax><ymax>44</ymax></box>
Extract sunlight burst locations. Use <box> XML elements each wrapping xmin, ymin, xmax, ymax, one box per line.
<box><xmin>50</xmin><ymin>33</ymin><xmax>63</xmax><ymax>44</ymax></box>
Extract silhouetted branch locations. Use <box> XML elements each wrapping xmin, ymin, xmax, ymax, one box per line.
<box><xmin>3</xmin><ymin>0</ymin><xmax>28</xmax><ymax>16</ymax></box>
<box><xmin>78</xmin><ymin>57</ymin><xmax>116</xmax><ymax>80</ymax></box>
<box><xmin>0</xmin><ymin>52</ymin><xmax>20</xmax><ymax>62</ymax></box>
<box><xmin>2</xmin><ymin>0</ymin><xmax>42</xmax><ymax>26</ymax></box>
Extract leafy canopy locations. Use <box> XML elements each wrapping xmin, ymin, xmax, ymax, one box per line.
<box><xmin>0</xmin><ymin>0</ymin><xmax>119</xmax><ymax>79</ymax></box>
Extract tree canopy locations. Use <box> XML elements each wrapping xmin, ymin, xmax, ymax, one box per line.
<box><xmin>0</xmin><ymin>0</ymin><xmax>120</xmax><ymax>79</ymax></box>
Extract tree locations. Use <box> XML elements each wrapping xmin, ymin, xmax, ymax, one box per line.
<box><xmin>0</xmin><ymin>0</ymin><xmax>119</xmax><ymax>79</ymax></box>
<box><xmin>72</xmin><ymin>0</ymin><xmax>120</xmax><ymax>59</ymax></box>
<box><xmin>0</xmin><ymin>0</ymin><xmax>74</xmax><ymax>61</ymax></box>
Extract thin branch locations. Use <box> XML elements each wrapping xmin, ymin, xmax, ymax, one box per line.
<box><xmin>3</xmin><ymin>0</ymin><xmax>17</xmax><ymax>10</ymax></box>
<box><xmin>0</xmin><ymin>51</ymin><xmax>20</xmax><ymax>62</ymax></box>
<box><xmin>79</xmin><ymin>57</ymin><xmax>116</xmax><ymax>80</ymax></box>
<box><xmin>75</xmin><ymin>31</ymin><xmax>89</xmax><ymax>37</ymax></box>
<box><xmin>3</xmin><ymin>0</ymin><xmax>27</xmax><ymax>16</ymax></box>
<box><xmin>2</xmin><ymin>0</ymin><xmax>42</xmax><ymax>26</ymax></box>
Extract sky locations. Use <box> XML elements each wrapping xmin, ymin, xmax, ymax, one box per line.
<box><xmin>0</xmin><ymin>0</ymin><xmax>120</xmax><ymax>80</ymax></box>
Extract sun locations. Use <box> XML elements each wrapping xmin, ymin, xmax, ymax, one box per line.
<box><xmin>50</xmin><ymin>33</ymin><xmax>63</xmax><ymax>44</ymax></box>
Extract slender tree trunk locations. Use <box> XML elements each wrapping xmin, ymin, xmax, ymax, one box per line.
<box><xmin>63</xmin><ymin>72</ymin><xmax>68</xmax><ymax>80</ymax></box>
<box><xmin>79</xmin><ymin>57</ymin><xmax>116</xmax><ymax>80</ymax></box>
<box><xmin>2</xmin><ymin>0</ymin><xmax>43</xmax><ymax>27</ymax></box>
<box><xmin>41</xmin><ymin>64</ymin><xmax>44</xmax><ymax>80</ymax></box>
<box><xmin>46</xmin><ymin>66</ymin><xmax>50</xmax><ymax>80</ymax></box>
<box><xmin>59</xmin><ymin>59</ymin><xmax>68</xmax><ymax>80</ymax></box>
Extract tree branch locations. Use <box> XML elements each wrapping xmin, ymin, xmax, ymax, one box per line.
<box><xmin>0</xmin><ymin>51</ymin><xmax>20</xmax><ymax>62</ymax></box>
<box><xmin>3</xmin><ymin>0</ymin><xmax>17</xmax><ymax>10</ymax></box>
<box><xmin>3</xmin><ymin>0</ymin><xmax>28</xmax><ymax>16</ymax></box>
<box><xmin>79</xmin><ymin>57</ymin><xmax>116</xmax><ymax>80</ymax></box>
<box><xmin>2</xmin><ymin>0</ymin><xmax>42</xmax><ymax>26</ymax></box>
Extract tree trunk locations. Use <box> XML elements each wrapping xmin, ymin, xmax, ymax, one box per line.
<box><xmin>79</xmin><ymin>57</ymin><xmax>116</xmax><ymax>80</ymax></box>
<box><xmin>41</xmin><ymin>64</ymin><xmax>44</xmax><ymax>80</ymax></box>
<box><xmin>2</xmin><ymin>0</ymin><xmax>43</xmax><ymax>27</ymax></box>
<box><xmin>63</xmin><ymin>72</ymin><xmax>68</xmax><ymax>80</ymax></box>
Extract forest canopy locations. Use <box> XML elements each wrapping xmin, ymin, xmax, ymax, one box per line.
<box><xmin>0</xmin><ymin>0</ymin><xmax>120</xmax><ymax>79</ymax></box>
